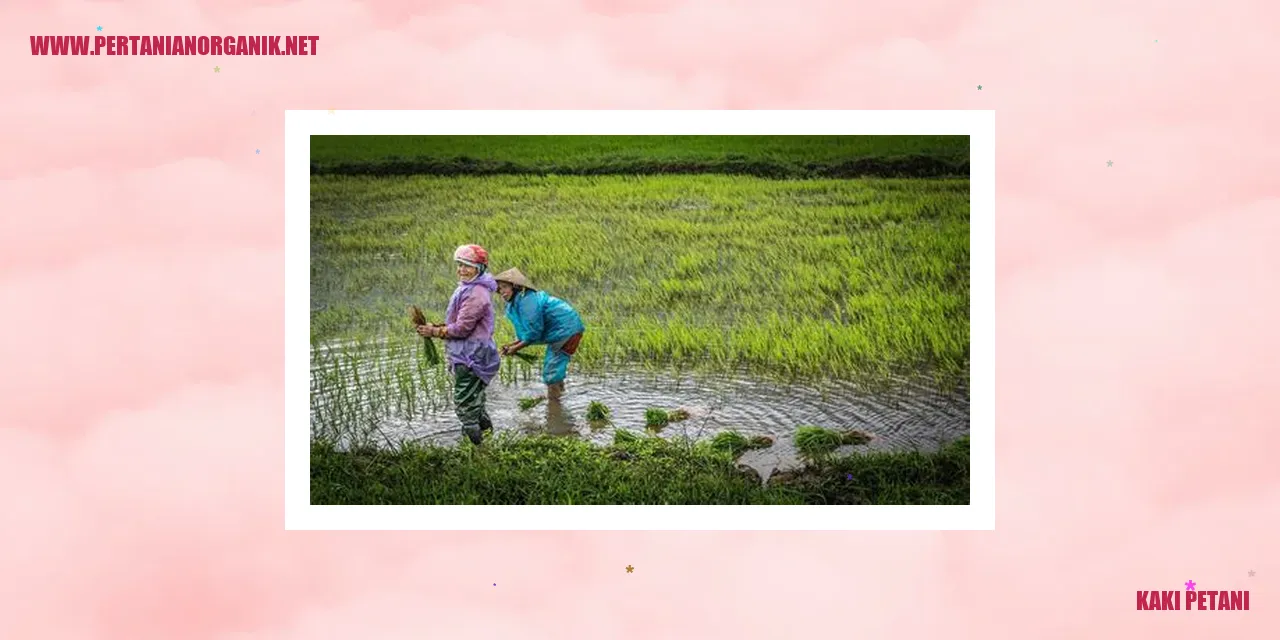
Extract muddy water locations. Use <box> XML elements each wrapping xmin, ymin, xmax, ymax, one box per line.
<box><xmin>310</xmin><ymin>340</ymin><xmax>969</xmax><ymax>482</ymax></box>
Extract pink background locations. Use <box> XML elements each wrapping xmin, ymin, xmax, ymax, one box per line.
<box><xmin>2</xmin><ymin>0</ymin><xmax>1276</xmax><ymax>637</ymax></box>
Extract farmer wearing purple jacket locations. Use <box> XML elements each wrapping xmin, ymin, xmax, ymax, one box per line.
<box><xmin>417</xmin><ymin>244</ymin><xmax>501</xmax><ymax>445</ymax></box>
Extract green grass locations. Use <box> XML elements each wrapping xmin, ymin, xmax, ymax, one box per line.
<box><xmin>311</xmin><ymin>135</ymin><xmax>970</xmax><ymax>179</ymax></box>
<box><xmin>310</xmin><ymin>173</ymin><xmax>969</xmax><ymax>384</ymax></box>
<box><xmin>310</xmin><ymin>433</ymin><xmax>969</xmax><ymax>505</ymax></box>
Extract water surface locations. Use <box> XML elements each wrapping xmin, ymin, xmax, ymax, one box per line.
<box><xmin>310</xmin><ymin>340</ymin><xmax>969</xmax><ymax>481</ymax></box>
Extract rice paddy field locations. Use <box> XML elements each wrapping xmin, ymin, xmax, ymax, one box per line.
<box><xmin>309</xmin><ymin>134</ymin><xmax>972</xmax><ymax>505</ymax></box>
<box><xmin>310</xmin><ymin>134</ymin><xmax>970</xmax><ymax>178</ymax></box>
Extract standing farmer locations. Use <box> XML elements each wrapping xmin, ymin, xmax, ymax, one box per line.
<box><xmin>493</xmin><ymin>268</ymin><xmax>585</xmax><ymax>400</ymax></box>
<box><xmin>417</xmin><ymin>245</ymin><xmax>500</xmax><ymax>445</ymax></box>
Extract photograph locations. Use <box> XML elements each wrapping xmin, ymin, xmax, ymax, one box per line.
<box><xmin>305</xmin><ymin>123</ymin><xmax>975</xmax><ymax>508</ymax></box>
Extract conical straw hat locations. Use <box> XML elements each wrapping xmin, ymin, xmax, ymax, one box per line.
<box><xmin>494</xmin><ymin>268</ymin><xmax>537</xmax><ymax>291</ymax></box>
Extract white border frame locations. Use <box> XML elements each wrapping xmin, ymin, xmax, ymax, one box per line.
<box><xmin>285</xmin><ymin>110</ymin><xmax>995</xmax><ymax>530</ymax></box>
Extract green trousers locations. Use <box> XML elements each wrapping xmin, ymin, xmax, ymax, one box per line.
<box><xmin>453</xmin><ymin>366</ymin><xmax>491</xmax><ymax>438</ymax></box>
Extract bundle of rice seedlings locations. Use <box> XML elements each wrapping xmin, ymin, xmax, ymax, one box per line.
<box><xmin>794</xmin><ymin>426</ymin><xmax>844</xmax><ymax>459</ymax></box>
<box><xmin>667</xmin><ymin>408</ymin><xmax>691</xmax><ymax>423</ymax></box>
<box><xmin>711</xmin><ymin>431</ymin><xmax>751</xmax><ymax>456</ymax></box>
<box><xmin>793</xmin><ymin>427</ymin><xmax>873</xmax><ymax>461</ymax></box>
<box><xmin>510</xmin><ymin>350</ymin><xmax>539</xmax><ymax>364</ymax></box>
<box><xmin>519</xmin><ymin>396</ymin><xmax>545</xmax><ymax>411</ymax></box>
<box><xmin>712</xmin><ymin>431</ymin><xmax>775</xmax><ymax>457</ymax></box>
<box><xmin>407</xmin><ymin>305</ymin><xmax>441</xmax><ymax>366</ymax></box>
<box><xmin>586</xmin><ymin>401</ymin><xmax>611</xmax><ymax>424</ymax></box>
<box><xmin>644</xmin><ymin>408</ymin><xmax>670</xmax><ymax>430</ymax></box>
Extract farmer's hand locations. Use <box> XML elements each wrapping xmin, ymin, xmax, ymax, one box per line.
<box><xmin>418</xmin><ymin>324</ymin><xmax>447</xmax><ymax>339</ymax></box>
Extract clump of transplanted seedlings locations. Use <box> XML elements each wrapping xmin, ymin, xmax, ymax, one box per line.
<box><xmin>586</xmin><ymin>401</ymin><xmax>612</xmax><ymax>427</ymax></box>
<box><xmin>710</xmin><ymin>431</ymin><xmax>777</xmax><ymax>457</ymax></box>
<box><xmin>644</xmin><ymin>408</ymin><xmax>670</xmax><ymax>430</ymax></box>
<box><xmin>794</xmin><ymin>426</ymin><xmax>873</xmax><ymax>460</ymax></box>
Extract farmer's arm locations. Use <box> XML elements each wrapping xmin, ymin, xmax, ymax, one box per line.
<box><xmin>441</xmin><ymin>289</ymin><xmax>486</xmax><ymax>338</ymax></box>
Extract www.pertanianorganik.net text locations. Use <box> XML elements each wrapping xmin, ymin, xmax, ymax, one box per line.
<box><xmin>30</xmin><ymin>35</ymin><xmax>319</xmax><ymax>56</ymax></box>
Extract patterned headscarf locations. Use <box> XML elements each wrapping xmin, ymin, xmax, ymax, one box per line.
<box><xmin>453</xmin><ymin>244</ymin><xmax>489</xmax><ymax>274</ymax></box>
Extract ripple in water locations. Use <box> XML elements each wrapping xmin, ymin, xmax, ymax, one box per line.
<box><xmin>310</xmin><ymin>340</ymin><xmax>969</xmax><ymax>479</ymax></box>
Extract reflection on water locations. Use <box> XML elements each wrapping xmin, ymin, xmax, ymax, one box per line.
<box><xmin>311</xmin><ymin>339</ymin><xmax>969</xmax><ymax>480</ymax></box>
<box><xmin>543</xmin><ymin>400</ymin><xmax>578</xmax><ymax>436</ymax></box>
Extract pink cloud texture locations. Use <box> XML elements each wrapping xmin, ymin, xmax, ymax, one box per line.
<box><xmin>1</xmin><ymin>0</ymin><xmax>1277</xmax><ymax>637</ymax></box>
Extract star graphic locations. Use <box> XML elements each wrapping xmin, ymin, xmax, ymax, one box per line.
<box><xmin>1185</xmin><ymin>580</ymin><xmax>1196</xmax><ymax>591</ymax></box>
<box><xmin>214</xmin><ymin>66</ymin><xmax>221</xmax><ymax>73</ymax></box>
<box><xmin>255</xmin><ymin>149</ymin><xmax>260</xmax><ymax>155</ymax></box>
<box><xmin>1107</xmin><ymin>160</ymin><xmax>1113</xmax><ymax>167</ymax></box>
<box><xmin>625</xmin><ymin>565</ymin><xmax>634</xmax><ymax>573</ymax></box>
<box><xmin>1249</xmin><ymin>570</ymin><xmax>1255</xmax><ymax>577</ymax></box>
<box><xmin>96</xmin><ymin>26</ymin><xmax>103</xmax><ymax>32</ymax></box>
<box><xmin>977</xmin><ymin>85</ymin><xmax>983</xmax><ymax>90</ymax></box>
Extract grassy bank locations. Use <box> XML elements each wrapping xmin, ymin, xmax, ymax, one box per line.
<box><xmin>310</xmin><ymin>432</ymin><xmax>970</xmax><ymax>505</ymax></box>
<box><xmin>310</xmin><ymin>135</ymin><xmax>970</xmax><ymax>179</ymax></box>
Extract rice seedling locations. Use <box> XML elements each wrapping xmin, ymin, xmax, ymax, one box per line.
<box><xmin>711</xmin><ymin>431</ymin><xmax>751</xmax><ymax>456</ymax></box>
<box><xmin>667</xmin><ymin>408</ymin><xmax>691</xmax><ymax>423</ymax></box>
<box><xmin>644</xmin><ymin>408</ymin><xmax>670</xmax><ymax>430</ymax></box>
<box><xmin>518</xmin><ymin>396</ymin><xmax>545</xmax><ymax>411</ymax></box>
<box><xmin>586</xmin><ymin>401</ymin><xmax>611</xmax><ymax>425</ymax></box>
<box><xmin>794</xmin><ymin>426</ymin><xmax>847</xmax><ymax>460</ymax></box>
<box><xmin>510</xmin><ymin>351</ymin><xmax>539</xmax><ymax>364</ymax></box>
<box><xmin>792</xmin><ymin>427</ymin><xmax>872</xmax><ymax>462</ymax></box>
<box><xmin>407</xmin><ymin>305</ymin><xmax>440</xmax><ymax>366</ymax></box>
<box><xmin>710</xmin><ymin>431</ymin><xmax>776</xmax><ymax>457</ymax></box>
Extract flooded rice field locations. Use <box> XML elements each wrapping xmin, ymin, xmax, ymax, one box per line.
<box><xmin>311</xmin><ymin>339</ymin><xmax>969</xmax><ymax>480</ymax></box>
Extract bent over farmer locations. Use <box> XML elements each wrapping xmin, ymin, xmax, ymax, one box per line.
<box><xmin>493</xmin><ymin>268</ymin><xmax>585</xmax><ymax>400</ymax></box>
<box><xmin>417</xmin><ymin>244</ymin><xmax>501</xmax><ymax>445</ymax></box>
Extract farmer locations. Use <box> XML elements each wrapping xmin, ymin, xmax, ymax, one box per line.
<box><xmin>417</xmin><ymin>244</ymin><xmax>500</xmax><ymax>445</ymax></box>
<box><xmin>493</xmin><ymin>268</ymin><xmax>585</xmax><ymax>401</ymax></box>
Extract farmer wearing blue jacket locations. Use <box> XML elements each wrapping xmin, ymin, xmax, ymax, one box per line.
<box><xmin>493</xmin><ymin>268</ymin><xmax>585</xmax><ymax>400</ymax></box>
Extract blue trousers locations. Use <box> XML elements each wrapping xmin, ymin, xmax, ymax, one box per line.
<box><xmin>541</xmin><ymin>332</ymin><xmax>582</xmax><ymax>385</ymax></box>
